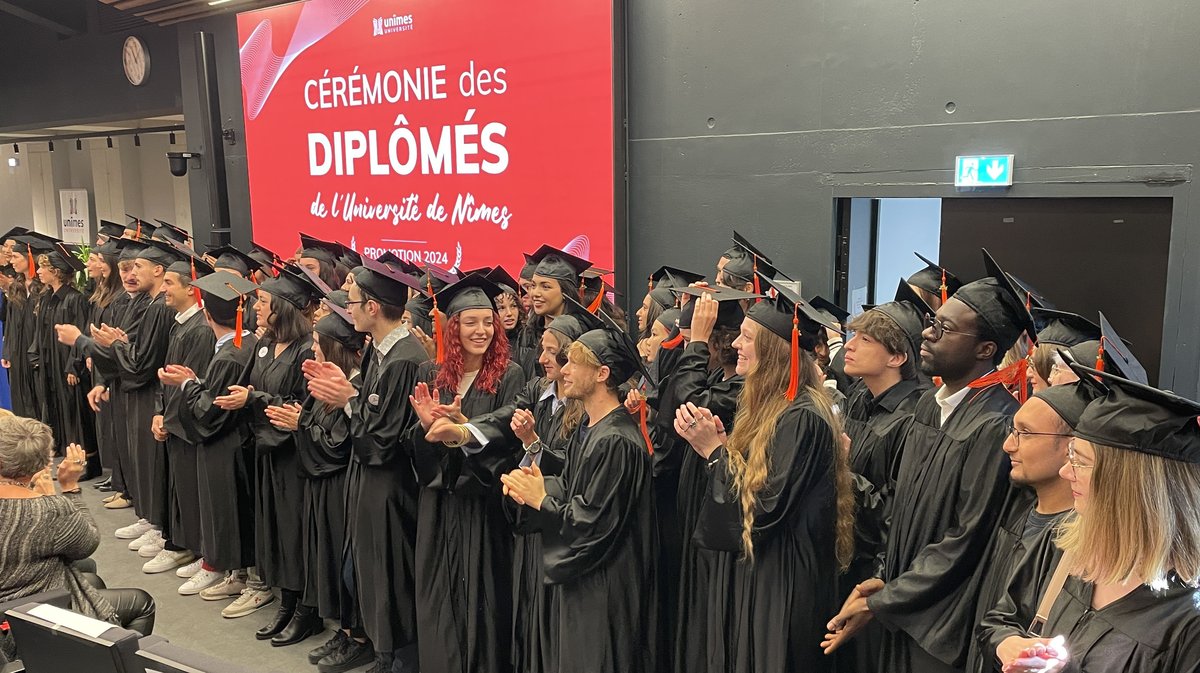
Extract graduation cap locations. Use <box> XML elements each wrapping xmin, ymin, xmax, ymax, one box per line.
<box><xmin>97</xmin><ymin>221</ymin><xmax>125</xmax><ymax>240</ymax></box>
<box><xmin>111</xmin><ymin>237</ymin><xmax>145</xmax><ymax>262</ymax></box>
<box><xmin>323</xmin><ymin>289</ymin><xmax>349</xmax><ymax>310</ymax></box>
<box><xmin>675</xmin><ymin>285</ymin><xmax>757</xmax><ymax>330</ymax></box>
<box><xmin>1096</xmin><ymin>311</ymin><xmax>1147</xmax><ymax>384</ymax></box>
<box><xmin>124</xmin><ymin>215</ymin><xmax>155</xmax><ymax>241</ymax></box>
<box><xmin>1032</xmin><ymin>379</ymin><xmax>1101</xmax><ymax>430</ymax></box>
<box><xmin>722</xmin><ymin>232</ymin><xmax>792</xmax><ymax>287</ymax></box>
<box><xmin>546</xmin><ymin>295</ymin><xmax>605</xmax><ymax>342</ymax></box>
<box><xmin>1007</xmin><ymin>272</ymin><xmax>1054</xmax><ymax>312</ymax></box>
<box><xmin>298</xmin><ymin>233</ymin><xmax>343</xmax><ymax>265</ymax></box>
<box><xmin>0</xmin><ymin>226</ymin><xmax>28</xmax><ymax>242</ymax></box>
<box><xmin>259</xmin><ymin>263</ymin><xmax>325</xmax><ymax>309</ymax></box>
<box><xmin>747</xmin><ymin>275</ymin><xmax>842</xmax><ymax>400</ymax></box>
<box><xmin>191</xmin><ymin>271</ymin><xmax>258</xmax><ymax>347</ymax></box>
<box><xmin>152</xmin><ymin>220</ymin><xmax>190</xmax><ymax>244</ymax></box>
<box><xmin>527</xmin><ymin>244</ymin><xmax>592</xmax><ymax>285</ymax></box>
<box><xmin>577</xmin><ymin>309</ymin><xmax>651</xmax><ymax>384</ymax></box>
<box><xmin>0</xmin><ymin>264</ymin><xmax>16</xmax><ymax>278</ymax></box>
<box><xmin>649</xmin><ymin>266</ymin><xmax>706</xmax><ymax>291</ymax></box>
<box><xmin>519</xmin><ymin>253</ymin><xmax>538</xmax><ymax>281</ymax></box>
<box><xmin>14</xmin><ymin>231</ymin><xmax>61</xmax><ymax>254</ymax></box>
<box><xmin>339</xmin><ymin>246</ymin><xmax>362</xmax><ymax>269</ymax></box>
<box><xmin>420</xmin><ymin>263</ymin><xmax>461</xmax><ymax>295</ymax></box>
<box><xmin>1034</xmin><ymin>309</ymin><xmax>1100</xmax><ymax>347</ymax></box>
<box><xmin>810</xmin><ymin>296</ymin><xmax>850</xmax><ymax>326</ymax></box>
<box><xmin>165</xmin><ymin>245</ymin><xmax>214</xmax><ymax>280</ymax></box>
<box><xmin>295</xmin><ymin>262</ymin><xmax>334</xmax><ymax>296</ymax></box>
<box><xmin>315</xmin><ymin>303</ymin><xmax>366</xmax><ymax>351</ymax></box>
<box><xmin>93</xmin><ymin>239</ymin><xmax>121</xmax><ymax>258</ymax></box>
<box><xmin>434</xmin><ymin>273</ymin><xmax>504</xmax><ymax>317</ymax></box>
<box><xmin>376</xmin><ymin>252</ymin><xmax>422</xmax><ymax>277</ymax></box>
<box><xmin>355</xmin><ymin>255</ymin><xmax>423</xmax><ymax>307</ymax></box>
<box><xmin>866</xmin><ymin>279</ymin><xmax>932</xmax><ymax>362</ymax></box>
<box><xmin>248</xmin><ymin>242</ymin><xmax>282</xmax><ymax>271</ymax></box>
<box><xmin>46</xmin><ymin>243</ymin><xmax>85</xmax><ymax>274</ymax></box>
<box><xmin>137</xmin><ymin>237</ymin><xmax>189</xmax><ymax>268</ymax></box>
<box><xmin>486</xmin><ymin>266</ymin><xmax>521</xmax><ymax>296</ymax></box>
<box><xmin>951</xmin><ymin>249</ymin><xmax>1037</xmax><ymax>352</ymax></box>
<box><xmin>405</xmin><ymin>294</ymin><xmax>435</xmax><ymax>332</ymax></box>
<box><xmin>656</xmin><ymin>307</ymin><xmax>682</xmax><ymax>330</ymax></box>
<box><xmin>207</xmin><ymin>245</ymin><xmax>259</xmax><ymax>277</ymax></box>
<box><xmin>906</xmin><ymin>252</ymin><xmax>963</xmax><ymax>304</ymax></box>
<box><xmin>1068</xmin><ymin>361</ymin><xmax>1200</xmax><ymax>463</ymax></box>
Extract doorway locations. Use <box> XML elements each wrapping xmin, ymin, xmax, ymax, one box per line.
<box><xmin>836</xmin><ymin>196</ymin><xmax>1172</xmax><ymax>385</ymax></box>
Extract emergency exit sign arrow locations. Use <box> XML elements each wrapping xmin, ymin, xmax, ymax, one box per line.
<box><xmin>955</xmin><ymin>154</ymin><xmax>1014</xmax><ymax>188</ymax></box>
<box><xmin>986</xmin><ymin>160</ymin><xmax>1005</xmax><ymax>181</ymax></box>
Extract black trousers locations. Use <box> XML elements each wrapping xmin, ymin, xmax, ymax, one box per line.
<box><xmin>78</xmin><ymin>570</ymin><xmax>156</xmax><ymax>635</ymax></box>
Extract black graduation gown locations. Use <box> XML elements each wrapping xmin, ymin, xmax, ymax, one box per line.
<box><xmin>838</xmin><ymin>378</ymin><xmax>925</xmax><ymax>673</ymax></box>
<box><xmin>79</xmin><ymin>293</ymin><xmax>129</xmax><ymax>473</ymax></box>
<box><xmin>653</xmin><ymin>341</ymin><xmax>743</xmax><ymax>673</ymax></box>
<box><xmin>694</xmin><ymin>397</ymin><xmax>840</xmax><ymax>673</ymax></box>
<box><xmin>40</xmin><ymin>285</ymin><xmax>96</xmax><ymax>454</ymax></box>
<box><xmin>985</xmin><ymin>547</ymin><xmax>1200</xmax><ymax>673</ymax></box>
<box><xmin>514</xmin><ymin>313</ymin><xmax>545</xmax><ymax>378</ymax></box>
<box><xmin>406</xmin><ymin>360</ymin><xmax>526</xmax><ymax>673</ymax></box>
<box><xmin>295</xmin><ymin>376</ymin><xmax>358</xmax><ymax>621</ymax></box>
<box><xmin>106</xmin><ymin>292</ymin><xmax>175</xmax><ymax>523</ymax></box>
<box><xmin>3</xmin><ymin>290</ymin><xmax>39</xmax><ymax>419</ymax></box>
<box><xmin>158</xmin><ymin>308</ymin><xmax>216</xmax><ymax>553</ymax></box>
<box><xmin>539</xmin><ymin>406</ymin><xmax>658</xmax><ymax>673</ymax></box>
<box><xmin>976</xmin><ymin>510</ymin><xmax>1070</xmax><ymax>672</ymax></box>
<box><xmin>25</xmin><ymin>288</ymin><xmax>50</xmax><ymax>425</ymax></box>
<box><xmin>180</xmin><ymin>333</ymin><xmax>259</xmax><ymax>571</ymax></box>
<box><xmin>466</xmin><ymin>376</ymin><xmax>568</xmax><ymax>673</ymax></box>
<box><xmin>346</xmin><ymin>331</ymin><xmax>427</xmax><ymax>653</ymax></box>
<box><xmin>506</xmin><ymin>325</ymin><xmax>532</xmax><ymax>372</ymax></box>
<box><xmin>867</xmin><ymin>383</ymin><xmax>1019</xmax><ymax>673</ymax></box>
<box><xmin>88</xmin><ymin>292</ymin><xmax>150</xmax><ymax>496</ymax></box>
<box><xmin>246</xmin><ymin>337</ymin><xmax>314</xmax><ymax>592</ymax></box>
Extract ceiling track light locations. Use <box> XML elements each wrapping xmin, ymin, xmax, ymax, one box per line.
<box><xmin>134</xmin><ymin>134</ymin><xmax>141</xmax><ymax>147</ymax></box>
<box><xmin>12</xmin><ymin>144</ymin><xmax>17</xmax><ymax>154</ymax></box>
<box><xmin>76</xmin><ymin>139</ymin><xmax>83</xmax><ymax>151</ymax></box>
<box><xmin>48</xmin><ymin>141</ymin><xmax>54</xmax><ymax>152</ymax></box>
<box><xmin>169</xmin><ymin>132</ymin><xmax>176</xmax><ymax>145</ymax></box>
<box><xmin>107</xmin><ymin>137</ymin><xmax>114</xmax><ymax>149</ymax></box>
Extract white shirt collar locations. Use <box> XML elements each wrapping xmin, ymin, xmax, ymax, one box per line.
<box><xmin>935</xmin><ymin>384</ymin><xmax>973</xmax><ymax>426</ymax></box>
<box><xmin>175</xmin><ymin>303</ymin><xmax>202</xmax><ymax>325</ymax></box>
<box><xmin>214</xmin><ymin>330</ymin><xmax>249</xmax><ymax>353</ymax></box>
<box><xmin>374</xmin><ymin>323</ymin><xmax>411</xmax><ymax>357</ymax></box>
<box><xmin>539</xmin><ymin>381</ymin><xmax>563</xmax><ymax>411</ymax></box>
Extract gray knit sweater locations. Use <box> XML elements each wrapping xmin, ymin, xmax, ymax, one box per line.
<box><xmin>0</xmin><ymin>492</ymin><xmax>118</xmax><ymax>623</ymax></box>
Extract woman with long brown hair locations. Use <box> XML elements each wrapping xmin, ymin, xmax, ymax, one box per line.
<box><xmin>5</xmin><ymin>236</ymin><xmax>45</xmax><ymax>420</ymax></box>
<box><xmin>512</xmin><ymin>245</ymin><xmax>591</xmax><ymax>377</ymax></box>
<box><xmin>677</xmin><ymin>278</ymin><xmax>854</xmax><ymax>673</ymax></box>
<box><xmin>408</xmin><ymin>273</ymin><xmax>526</xmax><ymax>673</ymax></box>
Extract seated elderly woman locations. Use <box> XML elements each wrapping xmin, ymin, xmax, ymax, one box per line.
<box><xmin>0</xmin><ymin>415</ymin><xmax>155</xmax><ymax>634</ymax></box>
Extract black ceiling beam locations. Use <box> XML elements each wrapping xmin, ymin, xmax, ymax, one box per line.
<box><xmin>1</xmin><ymin>124</ymin><xmax>185</xmax><ymax>144</ymax></box>
<box><xmin>0</xmin><ymin>1</ymin><xmax>84</xmax><ymax>36</ymax></box>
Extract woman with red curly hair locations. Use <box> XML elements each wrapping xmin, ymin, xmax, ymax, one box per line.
<box><xmin>408</xmin><ymin>273</ymin><xmax>527</xmax><ymax>673</ymax></box>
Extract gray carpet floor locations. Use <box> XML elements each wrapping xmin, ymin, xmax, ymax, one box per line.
<box><xmin>80</xmin><ymin>481</ymin><xmax>373</xmax><ymax>673</ymax></box>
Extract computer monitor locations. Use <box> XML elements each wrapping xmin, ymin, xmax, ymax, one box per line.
<box><xmin>136</xmin><ymin>640</ymin><xmax>259</xmax><ymax>673</ymax></box>
<box><xmin>5</xmin><ymin>602</ymin><xmax>142</xmax><ymax>673</ymax></box>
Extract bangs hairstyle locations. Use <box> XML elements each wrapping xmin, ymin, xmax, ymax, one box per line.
<box><xmin>846</xmin><ymin>309</ymin><xmax>917</xmax><ymax>380</ymax></box>
<box><xmin>264</xmin><ymin>294</ymin><xmax>316</xmax><ymax>344</ymax></box>
<box><xmin>725</xmin><ymin>324</ymin><xmax>855</xmax><ymax>568</ymax></box>
<box><xmin>640</xmin><ymin>294</ymin><xmax>665</xmax><ymax>341</ymax></box>
<box><xmin>433</xmin><ymin>311</ymin><xmax>511</xmax><ymax>394</ymax></box>
<box><xmin>1057</xmin><ymin>443</ymin><xmax>1200</xmax><ymax>588</ymax></box>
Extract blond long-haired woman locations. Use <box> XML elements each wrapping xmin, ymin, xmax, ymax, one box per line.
<box><xmin>677</xmin><ymin>280</ymin><xmax>854</xmax><ymax>673</ymax></box>
<box><xmin>993</xmin><ymin>363</ymin><xmax>1200</xmax><ymax>673</ymax></box>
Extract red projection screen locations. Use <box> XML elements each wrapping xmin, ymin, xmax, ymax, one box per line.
<box><xmin>237</xmin><ymin>0</ymin><xmax>621</xmax><ymax>277</ymax></box>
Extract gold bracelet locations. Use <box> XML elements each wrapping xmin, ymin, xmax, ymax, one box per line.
<box><xmin>444</xmin><ymin>424</ymin><xmax>471</xmax><ymax>448</ymax></box>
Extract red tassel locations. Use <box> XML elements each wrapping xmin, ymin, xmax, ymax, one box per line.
<box><xmin>1095</xmin><ymin>335</ymin><xmax>1107</xmax><ymax>373</ymax></box>
<box><xmin>428</xmin><ymin>278</ymin><xmax>444</xmax><ymax>364</ymax></box>
<box><xmin>135</xmin><ymin>220</ymin><xmax>142</xmax><ymax>241</ymax></box>
<box><xmin>752</xmin><ymin>257</ymin><xmax>762</xmax><ymax>301</ymax></box>
<box><xmin>637</xmin><ymin>399</ymin><xmax>654</xmax><ymax>456</ymax></box>
<box><xmin>968</xmin><ymin>358</ymin><xmax>1029</xmax><ymax>402</ymax></box>
<box><xmin>27</xmin><ymin>249</ymin><xmax>35</xmax><ymax>276</ymax></box>
<box><xmin>190</xmin><ymin>257</ymin><xmax>203</xmax><ymax>309</ymax></box>
<box><xmin>1025</xmin><ymin>292</ymin><xmax>1033</xmax><ymax>313</ymax></box>
<box><xmin>661</xmin><ymin>332</ymin><xmax>684</xmax><ymax>350</ymax></box>
<box><xmin>234</xmin><ymin>295</ymin><xmax>244</xmax><ymax>348</ymax></box>
<box><xmin>587</xmin><ymin>287</ymin><xmax>604</xmax><ymax>314</ymax></box>
<box><xmin>940</xmin><ymin>269</ymin><xmax>948</xmax><ymax>305</ymax></box>
<box><xmin>785</xmin><ymin>306</ymin><xmax>800</xmax><ymax>401</ymax></box>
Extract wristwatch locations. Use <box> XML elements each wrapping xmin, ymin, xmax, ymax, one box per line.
<box><xmin>523</xmin><ymin>439</ymin><xmax>544</xmax><ymax>456</ymax></box>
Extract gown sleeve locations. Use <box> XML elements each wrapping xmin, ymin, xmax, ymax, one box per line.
<box><xmin>180</xmin><ymin>353</ymin><xmax>251</xmax><ymax>441</ymax></box>
<box><xmin>110</xmin><ymin>301</ymin><xmax>175</xmax><ymax>387</ymax></box>
<box><xmin>298</xmin><ymin>388</ymin><xmax>356</xmax><ymax>466</ymax></box>
<box><xmin>539</xmin><ymin>427</ymin><xmax>650</xmax><ymax>583</ymax></box>
<box><xmin>350</xmin><ymin>349</ymin><xmax>422</xmax><ymax>466</ymax></box>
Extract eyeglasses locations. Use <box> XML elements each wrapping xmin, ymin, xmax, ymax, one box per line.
<box><xmin>924</xmin><ymin>314</ymin><xmax>980</xmax><ymax>340</ymax></box>
<box><xmin>1066</xmin><ymin>438</ymin><xmax>1094</xmax><ymax>477</ymax></box>
<box><xmin>1006</xmin><ymin>422</ymin><xmax>1072</xmax><ymax>447</ymax></box>
<box><xmin>344</xmin><ymin>300</ymin><xmax>365</xmax><ymax>307</ymax></box>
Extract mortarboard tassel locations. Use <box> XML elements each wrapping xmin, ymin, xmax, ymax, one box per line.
<box><xmin>190</xmin><ymin>257</ymin><xmax>204</xmax><ymax>309</ymax></box>
<box><xmin>638</xmin><ymin>398</ymin><xmax>654</xmax><ymax>456</ymax></box>
<box><xmin>661</xmin><ymin>332</ymin><xmax>685</xmax><ymax>350</ymax></box>
<box><xmin>429</xmin><ymin>278</ymin><xmax>445</xmax><ymax>364</ymax></box>
<box><xmin>752</xmin><ymin>257</ymin><xmax>762</xmax><ymax>302</ymax></box>
<box><xmin>587</xmin><ymin>286</ymin><xmax>604</xmax><ymax>314</ymax></box>
<box><xmin>234</xmin><ymin>293</ymin><xmax>244</xmax><ymax>349</ymax></box>
<box><xmin>940</xmin><ymin>268</ymin><xmax>948</xmax><ymax>305</ymax></box>
<box><xmin>968</xmin><ymin>357</ymin><xmax>1029</xmax><ymax>402</ymax></box>
<box><xmin>135</xmin><ymin>220</ymin><xmax>142</xmax><ymax>241</ymax></box>
<box><xmin>1095</xmin><ymin>335</ymin><xmax>1107</xmax><ymax>373</ymax></box>
<box><xmin>27</xmin><ymin>248</ymin><xmax>36</xmax><ymax>277</ymax></box>
<box><xmin>785</xmin><ymin>306</ymin><xmax>800</xmax><ymax>401</ymax></box>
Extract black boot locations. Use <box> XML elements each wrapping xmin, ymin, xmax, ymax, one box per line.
<box><xmin>270</xmin><ymin>603</ymin><xmax>323</xmax><ymax>647</ymax></box>
<box><xmin>308</xmin><ymin>630</ymin><xmax>347</xmax><ymax>664</ymax></box>
<box><xmin>92</xmin><ymin>477</ymin><xmax>112</xmax><ymax>490</ymax></box>
<box><xmin>254</xmin><ymin>593</ymin><xmax>294</xmax><ymax>640</ymax></box>
<box><xmin>81</xmin><ymin>453</ymin><xmax>103</xmax><ymax>481</ymax></box>
<box><xmin>318</xmin><ymin>638</ymin><xmax>374</xmax><ymax>673</ymax></box>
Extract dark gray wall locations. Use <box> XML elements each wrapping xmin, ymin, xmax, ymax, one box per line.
<box><xmin>0</xmin><ymin>10</ymin><xmax>181</xmax><ymax>130</ymax></box>
<box><xmin>627</xmin><ymin>0</ymin><xmax>1200</xmax><ymax>396</ymax></box>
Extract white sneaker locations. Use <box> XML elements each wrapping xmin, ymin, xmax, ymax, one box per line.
<box><xmin>115</xmin><ymin>519</ymin><xmax>153</xmax><ymax>540</ymax></box>
<box><xmin>127</xmin><ymin>530</ymin><xmax>159</xmax><ymax>551</ymax></box>
<box><xmin>143</xmin><ymin>549</ymin><xmax>195</xmax><ymax>574</ymax></box>
<box><xmin>176</xmin><ymin>558</ymin><xmax>203</xmax><ymax>578</ymax></box>
<box><xmin>221</xmin><ymin>588</ymin><xmax>275</xmax><ymax>618</ymax></box>
<box><xmin>178</xmin><ymin>568</ymin><xmax>224</xmax><ymax>595</ymax></box>
<box><xmin>137</xmin><ymin>531</ymin><xmax>165</xmax><ymax>558</ymax></box>
<box><xmin>200</xmin><ymin>574</ymin><xmax>247</xmax><ymax>601</ymax></box>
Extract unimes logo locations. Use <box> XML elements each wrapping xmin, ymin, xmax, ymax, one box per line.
<box><xmin>372</xmin><ymin>14</ymin><xmax>414</xmax><ymax>37</ymax></box>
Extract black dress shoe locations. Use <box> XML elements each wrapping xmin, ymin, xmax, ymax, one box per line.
<box><xmin>255</xmin><ymin>603</ymin><xmax>295</xmax><ymax>640</ymax></box>
<box><xmin>270</xmin><ymin>604</ymin><xmax>322</xmax><ymax>647</ymax></box>
<box><xmin>318</xmin><ymin>638</ymin><xmax>374</xmax><ymax>673</ymax></box>
<box><xmin>92</xmin><ymin>477</ymin><xmax>111</xmax><ymax>490</ymax></box>
<box><xmin>308</xmin><ymin>630</ymin><xmax>347</xmax><ymax>664</ymax></box>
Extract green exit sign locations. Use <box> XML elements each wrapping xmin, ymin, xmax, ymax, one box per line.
<box><xmin>955</xmin><ymin>154</ymin><xmax>1014</xmax><ymax>188</ymax></box>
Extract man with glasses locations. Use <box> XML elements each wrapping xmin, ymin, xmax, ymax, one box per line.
<box><xmin>824</xmin><ymin>250</ymin><xmax>1036</xmax><ymax>673</ymax></box>
<box><xmin>965</xmin><ymin>381</ymin><xmax>1095</xmax><ymax>673</ymax></box>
